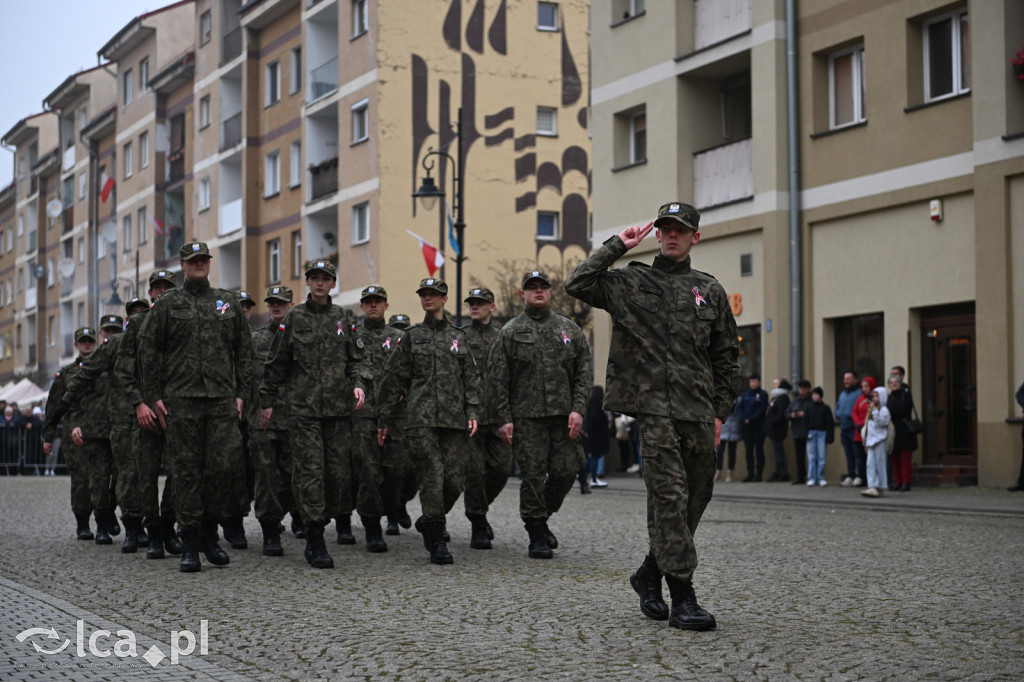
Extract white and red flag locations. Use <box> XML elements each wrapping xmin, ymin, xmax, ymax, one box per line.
<box><xmin>406</xmin><ymin>230</ymin><xmax>445</xmax><ymax>276</ymax></box>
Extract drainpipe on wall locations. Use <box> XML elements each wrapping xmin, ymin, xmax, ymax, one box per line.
<box><xmin>786</xmin><ymin>0</ymin><xmax>802</xmax><ymax>384</ymax></box>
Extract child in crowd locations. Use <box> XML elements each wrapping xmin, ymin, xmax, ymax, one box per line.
<box><xmin>804</xmin><ymin>387</ymin><xmax>834</xmax><ymax>487</ymax></box>
<box><xmin>861</xmin><ymin>386</ymin><xmax>891</xmax><ymax>497</ymax></box>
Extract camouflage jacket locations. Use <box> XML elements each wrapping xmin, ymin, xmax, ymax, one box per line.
<box><xmin>249</xmin><ymin>321</ymin><xmax>289</xmax><ymax>430</ymax></box>
<box><xmin>113</xmin><ymin>308</ymin><xmax>151</xmax><ymax>409</ymax></box>
<box><xmin>564</xmin><ymin>235</ymin><xmax>742</xmax><ymax>423</ymax></box>
<box><xmin>353</xmin><ymin>317</ymin><xmax>405</xmax><ymax>420</ymax></box>
<box><xmin>462</xmin><ymin>319</ymin><xmax>503</xmax><ymax>425</ymax></box>
<box><xmin>43</xmin><ymin>357</ymin><xmax>88</xmax><ymax>443</ymax></box>
<box><xmin>63</xmin><ymin>332</ymin><xmax>133</xmax><ymax>433</ymax></box>
<box><xmin>377</xmin><ymin>312</ymin><xmax>480</xmax><ymax>430</ymax></box>
<box><xmin>139</xmin><ymin>279</ymin><xmax>254</xmax><ymax>402</ymax></box>
<box><xmin>489</xmin><ymin>306</ymin><xmax>593</xmax><ymax>423</ymax></box>
<box><xmin>260</xmin><ymin>296</ymin><xmax>369</xmax><ymax>419</ymax></box>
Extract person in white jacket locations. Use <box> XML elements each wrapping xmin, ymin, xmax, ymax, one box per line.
<box><xmin>861</xmin><ymin>386</ymin><xmax>890</xmax><ymax>497</ymax></box>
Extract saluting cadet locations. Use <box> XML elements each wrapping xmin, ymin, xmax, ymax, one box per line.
<box><xmin>260</xmin><ymin>259</ymin><xmax>369</xmax><ymax>569</ymax></box>
<box><xmin>138</xmin><ymin>243</ymin><xmax>254</xmax><ymax>573</ymax></box>
<box><xmin>490</xmin><ymin>271</ymin><xmax>592</xmax><ymax>560</ymax></box>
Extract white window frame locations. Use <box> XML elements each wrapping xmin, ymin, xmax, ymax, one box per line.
<box><xmin>351</xmin><ymin>202</ymin><xmax>370</xmax><ymax>245</ymax></box>
<box><xmin>122</xmin><ymin>214</ymin><xmax>132</xmax><ymax>252</ymax></box>
<box><xmin>139</xmin><ymin>58</ymin><xmax>149</xmax><ymax>94</ymax></box>
<box><xmin>923</xmin><ymin>9</ymin><xmax>970</xmax><ymax>102</ymax></box>
<box><xmin>139</xmin><ymin>131</ymin><xmax>149</xmax><ymax>169</ymax></box>
<box><xmin>264</xmin><ymin>151</ymin><xmax>281</xmax><ymax>197</ymax></box>
<box><xmin>77</xmin><ymin>237</ymin><xmax>85</xmax><ymax>263</ymax></box>
<box><xmin>352</xmin><ymin>0</ymin><xmax>368</xmax><ymax>37</ymax></box>
<box><xmin>200</xmin><ymin>11</ymin><xmax>212</xmax><ymax>45</ymax></box>
<box><xmin>289</xmin><ymin>141</ymin><xmax>302</xmax><ymax>188</ymax></box>
<box><xmin>290</xmin><ymin>47</ymin><xmax>302</xmax><ymax>94</ymax></box>
<box><xmin>199</xmin><ymin>177</ymin><xmax>211</xmax><ymax>211</ymax></box>
<box><xmin>829</xmin><ymin>44</ymin><xmax>866</xmax><ymax>129</ymax></box>
<box><xmin>78</xmin><ymin>171</ymin><xmax>87</xmax><ymax>200</ymax></box>
<box><xmin>123</xmin><ymin>142</ymin><xmax>133</xmax><ymax>179</ymax></box>
<box><xmin>291</xmin><ymin>229</ymin><xmax>302</xmax><ymax>277</ymax></box>
<box><xmin>268</xmin><ymin>238</ymin><xmax>281</xmax><ymax>284</ymax></box>
<box><xmin>536</xmin><ymin>106</ymin><xmax>558</xmax><ymax>136</ymax></box>
<box><xmin>537</xmin><ymin>2</ymin><xmax>559</xmax><ymax>31</ymax></box>
<box><xmin>199</xmin><ymin>96</ymin><xmax>211</xmax><ymax>129</ymax></box>
<box><xmin>138</xmin><ymin>207</ymin><xmax>148</xmax><ymax>245</ymax></box>
<box><xmin>630</xmin><ymin>110</ymin><xmax>646</xmax><ymax>163</ymax></box>
<box><xmin>266</xmin><ymin>60</ymin><xmax>281</xmax><ymax>107</ymax></box>
<box><xmin>351</xmin><ymin>99</ymin><xmax>369</xmax><ymax>143</ymax></box>
<box><xmin>536</xmin><ymin>211</ymin><xmax>559</xmax><ymax>241</ymax></box>
<box><xmin>123</xmin><ymin>68</ymin><xmax>133</xmax><ymax>107</ymax></box>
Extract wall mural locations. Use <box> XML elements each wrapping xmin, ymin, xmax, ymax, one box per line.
<box><xmin>410</xmin><ymin>0</ymin><xmax>592</xmax><ymax>260</ymax></box>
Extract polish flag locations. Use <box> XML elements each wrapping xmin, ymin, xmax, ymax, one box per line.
<box><xmin>100</xmin><ymin>174</ymin><xmax>115</xmax><ymax>203</ymax></box>
<box><xmin>406</xmin><ymin>230</ymin><xmax>445</xmax><ymax>276</ymax></box>
<box><xmin>150</xmin><ymin>215</ymin><xmax>166</xmax><ymax>236</ymax></box>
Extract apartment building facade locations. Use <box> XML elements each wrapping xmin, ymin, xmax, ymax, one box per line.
<box><xmin>589</xmin><ymin>0</ymin><xmax>1024</xmax><ymax>486</ymax></box>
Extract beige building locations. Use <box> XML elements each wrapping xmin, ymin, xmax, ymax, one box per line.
<box><xmin>589</xmin><ymin>0</ymin><xmax>1024</xmax><ymax>486</ymax></box>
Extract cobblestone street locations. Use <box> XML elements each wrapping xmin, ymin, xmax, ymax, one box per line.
<box><xmin>2</xmin><ymin>476</ymin><xmax>1022</xmax><ymax>680</ymax></box>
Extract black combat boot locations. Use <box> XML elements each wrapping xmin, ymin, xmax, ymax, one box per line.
<box><xmin>484</xmin><ymin>518</ymin><xmax>494</xmax><ymax>540</ymax></box>
<box><xmin>137</xmin><ymin>527</ymin><xmax>150</xmax><ymax>547</ymax></box>
<box><xmin>414</xmin><ymin>517</ymin><xmax>431</xmax><ymax>551</ymax></box>
<box><xmin>384</xmin><ymin>514</ymin><xmax>400</xmax><ymax>536</ymax></box>
<box><xmin>524</xmin><ymin>520</ymin><xmax>553</xmax><ymax>559</ymax></box>
<box><xmin>259</xmin><ymin>519</ymin><xmax>284</xmax><ymax>557</ymax></box>
<box><xmin>427</xmin><ymin>522</ymin><xmax>454</xmax><ymax>565</ymax></box>
<box><xmin>396</xmin><ymin>504</ymin><xmax>412</xmax><ymax>529</ymax></box>
<box><xmin>665</xmin><ymin>576</ymin><xmax>717</xmax><ymax>631</ymax></box>
<box><xmin>120</xmin><ymin>517</ymin><xmax>141</xmax><ymax>554</ymax></box>
<box><xmin>145</xmin><ymin>524</ymin><xmax>165</xmax><ymax>560</ymax></box>
<box><xmin>467</xmin><ymin>513</ymin><xmax>492</xmax><ymax>550</ymax></box>
<box><xmin>542</xmin><ymin>517</ymin><xmax>558</xmax><ymax>549</ymax></box>
<box><xmin>221</xmin><ymin>515</ymin><xmax>248</xmax><ymax>550</ymax></box>
<box><xmin>335</xmin><ymin>515</ymin><xmax>356</xmax><ymax>545</ymax></box>
<box><xmin>75</xmin><ymin>513</ymin><xmax>94</xmax><ymax>541</ymax></box>
<box><xmin>178</xmin><ymin>527</ymin><xmax>201</xmax><ymax>573</ymax></box>
<box><xmin>95</xmin><ymin>515</ymin><xmax>113</xmax><ymax>545</ymax></box>
<box><xmin>629</xmin><ymin>555</ymin><xmax>669</xmax><ymax>621</ymax></box>
<box><xmin>361</xmin><ymin>516</ymin><xmax>388</xmax><ymax>553</ymax></box>
<box><xmin>304</xmin><ymin>523</ymin><xmax>334</xmax><ymax>568</ymax></box>
<box><xmin>199</xmin><ymin>520</ymin><xmax>230</xmax><ymax>566</ymax></box>
<box><xmin>162</xmin><ymin>518</ymin><xmax>183</xmax><ymax>555</ymax></box>
<box><xmin>291</xmin><ymin>514</ymin><xmax>306</xmax><ymax>539</ymax></box>
<box><xmin>108</xmin><ymin>510</ymin><xmax>121</xmax><ymax>537</ymax></box>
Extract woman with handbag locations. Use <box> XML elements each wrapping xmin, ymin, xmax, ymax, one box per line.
<box><xmin>886</xmin><ymin>374</ymin><xmax>919</xmax><ymax>491</ymax></box>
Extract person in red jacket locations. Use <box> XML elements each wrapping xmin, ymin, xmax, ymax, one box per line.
<box><xmin>849</xmin><ymin>376</ymin><xmax>876</xmax><ymax>488</ymax></box>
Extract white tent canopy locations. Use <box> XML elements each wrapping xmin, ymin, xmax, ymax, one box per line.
<box><xmin>0</xmin><ymin>377</ymin><xmax>49</xmax><ymax>406</ymax></box>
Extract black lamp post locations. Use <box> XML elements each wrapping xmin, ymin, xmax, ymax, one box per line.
<box><xmin>412</xmin><ymin>107</ymin><xmax>466</xmax><ymax>325</ymax></box>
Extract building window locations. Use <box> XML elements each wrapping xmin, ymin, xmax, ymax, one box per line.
<box><xmin>5</xmin><ymin>229</ymin><xmax>11</xmax><ymax>253</ymax></box>
<box><xmin>352</xmin><ymin>0</ymin><xmax>368</xmax><ymax>37</ymax></box>
<box><xmin>740</xmin><ymin>253</ymin><xmax>753</xmax><ymax>277</ymax></box>
<box><xmin>48</xmin><ymin>316</ymin><xmax>56</xmax><ymax>345</ymax></box>
<box><xmin>199</xmin><ymin>177</ymin><xmax>211</xmax><ymax>210</ymax></box>
<box><xmin>268</xmin><ymin>238</ymin><xmax>281</xmax><ymax>284</ymax></box>
<box><xmin>924</xmin><ymin>9</ymin><xmax>969</xmax><ymax>101</ymax></box>
<box><xmin>536</xmin><ymin>106</ymin><xmax>557</xmax><ymax>136</ymax></box>
<box><xmin>78</xmin><ymin>172</ymin><xmax>87</xmax><ymax>200</ymax></box>
<box><xmin>736</xmin><ymin>324</ymin><xmax>762</xmax><ymax>380</ymax></box>
<box><xmin>830</xmin><ymin>45</ymin><xmax>865</xmax><ymax>129</ymax></box>
<box><xmin>77</xmin><ymin>302</ymin><xmax>84</xmax><ymax>327</ymax></box>
<box><xmin>138</xmin><ymin>207</ymin><xmax>148</xmax><ymax>245</ymax></box>
<box><xmin>351</xmin><ymin>99</ymin><xmax>369</xmax><ymax>143</ymax></box>
<box><xmin>199</xmin><ymin>96</ymin><xmax>211</xmax><ymax>129</ymax></box>
<box><xmin>139</xmin><ymin>58</ymin><xmax>149</xmax><ymax>94</ymax></box>
<box><xmin>200</xmin><ymin>11</ymin><xmax>212</xmax><ymax>45</ymax></box>
<box><xmin>78</xmin><ymin>107</ymin><xmax>88</xmax><ymax>131</ymax></box>
<box><xmin>123</xmin><ymin>69</ymin><xmax>133</xmax><ymax>107</ymax></box>
<box><xmin>77</xmin><ymin>237</ymin><xmax>84</xmax><ymax>263</ymax></box>
<box><xmin>47</xmin><ymin>258</ymin><xmax>56</xmax><ymax>288</ymax></box>
<box><xmin>123</xmin><ymin>142</ymin><xmax>133</xmax><ymax>179</ymax></box>
<box><xmin>537</xmin><ymin>211</ymin><xmax>559</xmax><ymax>240</ymax></box>
<box><xmin>291</xmin><ymin>47</ymin><xmax>302</xmax><ymax>94</ymax></box>
<box><xmin>63</xmin><ymin>177</ymin><xmax>74</xmax><ymax>209</ymax></box>
<box><xmin>352</xmin><ymin>202</ymin><xmax>369</xmax><ymax>245</ymax></box>
<box><xmin>537</xmin><ymin>2</ymin><xmax>559</xmax><ymax>31</ymax></box>
<box><xmin>139</xmin><ymin>131</ymin><xmax>149</xmax><ymax>169</ymax></box>
<box><xmin>613</xmin><ymin>0</ymin><xmax>645</xmax><ymax>22</ymax></box>
<box><xmin>630</xmin><ymin>110</ymin><xmax>646</xmax><ymax>163</ymax></box>
<box><xmin>721</xmin><ymin>72</ymin><xmax>752</xmax><ymax>140</ymax></box>
<box><xmin>122</xmin><ymin>214</ymin><xmax>132</xmax><ymax>252</ymax></box>
<box><xmin>289</xmin><ymin>141</ymin><xmax>302</xmax><ymax>188</ymax></box>
<box><xmin>266</xmin><ymin>60</ymin><xmax>281</xmax><ymax>106</ymax></box>
<box><xmin>265</xmin><ymin>151</ymin><xmax>281</xmax><ymax>197</ymax></box>
<box><xmin>833</xmin><ymin>313</ymin><xmax>885</xmax><ymax>396</ymax></box>
<box><xmin>17</xmin><ymin>214</ymin><xmax>24</xmax><ymax>236</ymax></box>
<box><xmin>291</xmin><ymin>229</ymin><xmax>302</xmax><ymax>277</ymax></box>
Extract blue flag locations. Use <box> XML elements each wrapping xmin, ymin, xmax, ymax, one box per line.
<box><xmin>446</xmin><ymin>202</ymin><xmax>461</xmax><ymax>258</ymax></box>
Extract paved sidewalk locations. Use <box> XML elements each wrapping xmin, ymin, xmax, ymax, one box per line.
<box><xmin>1</xmin><ymin>476</ymin><xmax>1022</xmax><ymax>680</ymax></box>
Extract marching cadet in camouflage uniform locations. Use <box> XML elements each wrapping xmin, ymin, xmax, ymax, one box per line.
<box><xmin>382</xmin><ymin>313</ymin><xmax>415</xmax><ymax>536</ymax></box>
<box><xmin>138</xmin><ymin>243</ymin><xmax>254</xmax><ymax>572</ymax></box>
<box><xmin>115</xmin><ymin>273</ymin><xmax>182</xmax><ymax>559</ymax></box>
<box><xmin>461</xmin><ymin>287</ymin><xmax>513</xmax><ymax>550</ymax></box>
<box><xmin>221</xmin><ymin>289</ymin><xmax>258</xmax><ymax>550</ymax></box>
<box><xmin>565</xmin><ymin>202</ymin><xmax>741</xmax><ymax>631</ymax></box>
<box><xmin>44</xmin><ymin>328</ymin><xmax>106</xmax><ymax>542</ymax></box>
<box><xmin>377</xmin><ymin>278</ymin><xmax>480</xmax><ymax>565</ymax></box>
<box><xmin>490</xmin><ymin>271</ymin><xmax>592</xmax><ymax>560</ymax></box>
<box><xmin>260</xmin><ymin>259</ymin><xmax>369</xmax><ymax>569</ymax></box>
<box><xmin>249</xmin><ymin>285</ymin><xmax>296</xmax><ymax>556</ymax></box>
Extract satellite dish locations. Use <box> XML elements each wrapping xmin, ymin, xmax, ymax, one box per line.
<box><xmin>46</xmin><ymin>199</ymin><xmax>63</xmax><ymax>218</ymax></box>
<box><xmin>59</xmin><ymin>258</ymin><xmax>75</xmax><ymax>278</ymax></box>
<box><xmin>102</xmin><ymin>222</ymin><xmax>118</xmax><ymax>243</ymax></box>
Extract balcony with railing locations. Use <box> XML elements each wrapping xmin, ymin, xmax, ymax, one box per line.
<box><xmin>309</xmin><ymin>57</ymin><xmax>339</xmax><ymax>103</ymax></box>
<box><xmin>221</xmin><ymin>28</ymin><xmax>242</xmax><ymax>64</ymax></box>
<box><xmin>220</xmin><ymin>112</ymin><xmax>242</xmax><ymax>150</ymax></box>
<box><xmin>693</xmin><ymin>0</ymin><xmax>751</xmax><ymax>51</ymax></box>
<box><xmin>693</xmin><ymin>136</ymin><xmax>752</xmax><ymax>209</ymax></box>
<box><xmin>309</xmin><ymin>157</ymin><xmax>338</xmax><ymax>201</ymax></box>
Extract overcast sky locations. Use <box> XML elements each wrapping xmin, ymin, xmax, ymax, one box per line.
<box><xmin>0</xmin><ymin>0</ymin><xmax>161</xmax><ymax>188</ymax></box>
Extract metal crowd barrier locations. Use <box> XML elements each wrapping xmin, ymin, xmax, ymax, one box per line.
<box><xmin>0</xmin><ymin>424</ymin><xmax>65</xmax><ymax>476</ymax></box>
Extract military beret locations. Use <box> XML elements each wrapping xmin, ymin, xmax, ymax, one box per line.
<box><xmin>416</xmin><ymin>278</ymin><xmax>447</xmax><ymax>295</ymax></box>
<box><xmin>74</xmin><ymin>327</ymin><xmax>97</xmax><ymax>342</ymax></box>
<box><xmin>126</xmin><ymin>297</ymin><xmax>150</xmax><ymax>315</ymax></box>
<box><xmin>521</xmin><ymin>270</ymin><xmax>551</xmax><ymax>288</ymax></box>
<box><xmin>238</xmin><ymin>290</ymin><xmax>256</xmax><ymax>307</ymax></box>
<box><xmin>99</xmin><ymin>314</ymin><xmax>124</xmax><ymax>330</ymax></box>
<box><xmin>360</xmin><ymin>285</ymin><xmax>388</xmax><ymax>302</ymax></box>
<box><xmin>388</xmin><ymin>314</ymin><xmax>411</xmax><ymax>329</ymax></box>
<box><xmin>264</xmin><ymin>285</ymin><xmax>293</xmax><ymax>303</ymax></box>
<box><xmin>305</xmin><ymin>259</ymin><xmax>337</xmax><ymax>279</ymax></box>
<box><xmin>653</xmin><ymin>202</ymin><xmax>700</xmax><ymax>231</ymax></box>
<box><xmin>464</xmin><ymin>287</ymin><xmax>494</xmax><ymax>304</ymax></box>
<box><xmin>149</xmin><ymin>269</ymin><xmax>177</xmax><ymax>287</ymax></box>
<box><xmin>180</xmin><ymin>242</ymin><xmax>212</xmax><ymax>261</ymax></box>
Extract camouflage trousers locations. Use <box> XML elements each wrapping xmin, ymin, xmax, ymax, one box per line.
<box><xmin>513</xmin><ymin>416</ymin><xmax>583</xmax><ymax>521</ymax></box>
<box><xmin>463</xmin><ymin>424</ymin><xmax>513</xmax><ymax>517</ymax></box>
<box><xmin>383</xmin><ymin>425</ymin><xmax>417</xmax><ymax>511</ymax></box>
<box><xmin>353</xmin><ymin>419</ymin><xmax>388</xmax><ymax>518</ymax></box>
<box><xmin>63</xmin><ymin>442</ymin><xmax>92</xmax><ymax>517</ymax></box>
<box><xmin>164</xmin><ymin>398</ymin><xmax>245</xmax><ymax>529</ymax></box>
<box><xmin>134</xmin><ymin>422</ymin><xmax>175</xmax><ymax>528</ymax></box>
<box><xmin>230</xmin><ymin>419</ymin><xmax>256</xmax><ymax>517</ymax></box>
<box><xmin>406</xmin><ymin>427</ymin><xmax>468</xmax><ymax>524</ymax></box>
<box><xmin>251</xmin><ymin>427</ymin><xmax>294</xmax><ymax>523</ymax></box>
<box><xmin>290</xmin><ymin>416</ymin><xmax>353</xmax><ymax>526</ymax></box>
<box><xmin>78</xmin><ymin>437</ymin><xmax>114</xmax><ymax>515</ymax></box>
<box><xmin>111</xmin><ymin>424</ymin><xmax>141</xmax><ymax>520</ymax></box>
<box><xmin>637</xmin><ymin>415</ymin><xmax>716</xmax><ymax>582</ymax></box>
